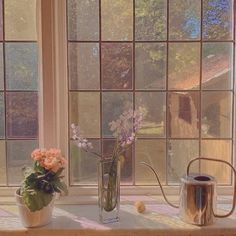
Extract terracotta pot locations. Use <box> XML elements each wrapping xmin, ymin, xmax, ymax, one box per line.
<box><xmin>15</xmin><ymin>189</ymin><xmax>55</xmax><ymax>228</ymax></box>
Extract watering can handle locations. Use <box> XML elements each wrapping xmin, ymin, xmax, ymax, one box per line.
<box><xmin>187</xmin><ymin>157</ymin><xmax>236</xmax><ymax>218</ymax></box>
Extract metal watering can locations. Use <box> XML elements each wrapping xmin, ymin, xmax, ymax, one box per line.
<box><xmin>141</xmin><ymin>157</ymin><xmax>236</xmax><ymax>226</ymax></box>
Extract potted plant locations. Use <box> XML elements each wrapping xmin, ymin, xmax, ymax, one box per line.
<box><xmin>15</xmin><ymin>148</ymin><xmax>68</xmax><ymax>228</ymax></box>
<box><xmin>71</xmin><ymin>108</ymin><xmax>144</xmax><ymax>223</ymax></box>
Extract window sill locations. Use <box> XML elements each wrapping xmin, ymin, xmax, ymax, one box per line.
<box><xmin>0</xmin><ymin>198</ymin><xmax>236</xmax><ymax>236</ymax></box>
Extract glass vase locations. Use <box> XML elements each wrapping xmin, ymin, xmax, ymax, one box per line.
<box><xmin>98</xmin><ymin>158</ymin><xmax>120</xmax><ymax>224</ymax></box>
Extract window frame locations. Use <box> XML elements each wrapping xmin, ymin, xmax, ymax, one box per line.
<box><xmin>0</xmin><ymin>0</ymin><xmax>236</xmax><ymax>200</ymax></box>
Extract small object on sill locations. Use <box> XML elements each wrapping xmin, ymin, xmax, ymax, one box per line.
<box><xmin>134</xmin><ymin>201</ymin><xmax>146</xmax><ymax>213</ymax></box>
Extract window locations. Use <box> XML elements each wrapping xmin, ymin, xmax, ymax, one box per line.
<box><xmin>0</xmin><ymin>0</ymin><xmax>39</xmax><ymax>187</ymax></box>
<box><xmin>67</xmin><ymin>0</ymin><xmax>235</xmax><ymax>190</ymax></box>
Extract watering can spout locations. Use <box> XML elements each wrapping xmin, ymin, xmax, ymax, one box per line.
<box><xmin>140</xmin><ymin>162</ymin><xmax>179</xmax><ymax>209</ymax></box>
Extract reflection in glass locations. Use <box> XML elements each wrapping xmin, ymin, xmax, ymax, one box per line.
<box><xmin>102</xmin><ymin>43</ymin><xmax>132</xmax><ymax>90</ymax></box>
<box><xmin>203</xmin><ymin>0</ymin><xmax>233</xmax><ymax>40</ymax></box>
<box><xmin>70</xmin><ymin>140</ymin><xmax>100</xmax><ymax>185</ymax></box>
<box><xmin>68</xmin><ymin>43</ymin><xmax>99</xmax><ymax>90</ymax></box>
<box><xmin>202</xmin><ymin>43</ymin><xmax>233</xmax><ymax>90</ymax></box>
<box><xmin>135</xmin><ymin>139</ymin><xmax>166</xmax><ymax>185</ymax></box>
<box><xmin>167</xmin><ymin>140</ymin><xmax>199</xmax><ymax>184</ymax></box>
<box><xmin>67</xmin><ymin>0</ymin><xmax>99</xmax><ymax>41</ymax></box>
<box><xmin>69</xmin><ymin>92</ymin><xmax>100</xmax><ymax>138</ymax></box>
<box><xmin>169</xmin><ymin>0</ymin><xmax>200</xmax><ymax>40</ymax></box>
<box><xmin>5</xmin><ymin>0</ymin><xmax>37</xmax><ymax>40</ymax></box>
<box><xmin>201</xmin><ymin>140</ymin><xmax>231</xmax><ymax>184</ymax></box>
<box><xmin>103</xmin><ymin>139</ymin><xmax>132</xmax><ymax>184</ymax></box>
<box><xmin>0</xmin><ymin>93</ymin><xmax>4</xmax><ymax>138</ymax></box>
<box><xmin>0</xmin><ymin>141</ymin><xmax>6</xmax><ymax>185</ymax></box>
<box><xmin>0</xmin><ymin>44</ymin><xmax>3</xmax><ymax>90</ymax></box>
<box><xmin>136</xmin><ymin>92</ymin><xmax>165</xmax><ymax>137</ymax></box>
<box><xmin>102</xmin><ymin>92</ymin><xmax>132</xmax><ymax>137</ymax></box>
<box><xmin>101</xmin><ymin>0</ymin><xmax>133</xmax><ymax>41</ymax></box>
<box><xmin>135</xmin><ymin>43</ymin><xmax>166</xmax><ymax>90</ymax></box>
<box><xmin>168</xmin><ymin>92</ymin><xmax>199</xmax><ymax>138</ymax></box>
<box><xmin>6</xmin><ymin>92</ymin><xmax>38</xmax><ymax>138</ymax></box>
<box><xmin>135</xmin><ymin>0</ymin><xmax>167</xmax><ymax>41</ymax></box>
<box><xmin>201</xmin><ymin>91</ymin><xmax>232</xmax><ymax>138</ymax></box>
<box><xmin>0</xmin><ymin>1</ymin><xmax>2</xmax><ymax>40</ymax></box>
<box><xmin>7</xmin><ymin>140</ymin><xmax>38</xmax><ymax>185</ymax></box>
<box><xmin>5</xmin><ymin>43</ymin><xmax>38</xmax><ymax>90</ymax></box>
<box><xmin>169</xmin><ymin>43</ymin><xmax>200</xmax><ymax>90</ymax></box>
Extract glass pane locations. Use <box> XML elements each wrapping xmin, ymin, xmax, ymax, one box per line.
<box><xmin>135</xmin><ymin>43</ymin><xmax>166</xmax><ymax>90</ymax></box>
<box><xmin>0</xmin><ymin>0</ymin><xmax>2</xmax><ymax>41</ymax></box>
<box><xmin>69</xmin><ymin>92</ymin><xmax>100</xmax><ymax>138</ymax></box>
<box><xmin>7</xmin><ymin>140</ymin><xmax>38</xmax><ymax>185</ymax></box>
<box><xmin>135</xmin><ymin>139</ymin><xmax>166</xmax><ymax>185</ymax></box>
<box><xmin>6</xmin><ymin>92</ymin><xmax>38</xmax><ymax>138</ymax></box>
<box><xmin>202</xmin><ymin>43</ymin><xmax>233</xmax><ymax>90</ymax></box>
<box><xmin>102</xmin><ymin>43</ymin><xmax>132</xmax><ymax>90</ymax></box>
<box><xmin>103</xmin><ymin>139</ymin><xmax>132</xmax><ymax>184</ymax></box>
<box><xmin>101</xmin><ymin>0</ymin><xmax>133</xmax><ymax>41</ymax></box>
<box><xmin>168</xmin><ymin>43</ymin><xmax>200</xmax><ymax>90</ymax></box>
<box><xmin>0</xmin><ymin>93</ymin><xmax>4</xmax><ymax>138</ymax></box>
<box><xmin>136</xmin><ymin>92</ymin><xmax>165</xmax><ymax>137</ymax></box>
<box><xmin>5</xmin><ymin>0</ymin><xmax>37</xmax><ymax>40</ymax></box>
<box><xmin>102</xmin><ymin>92</ymin><xmax>132</xmax><ymax>137</ymax></box>
<box><xmin>168</xmin><ymin>92</ymin><xmax>200</xmax><ymax>138</ymax></box>
<box><xmin>167</xmin><ymin>140</ymin><xmax>199</xmax><ymax>184</ymax></box>
<box><xmin>169</xmin><ymin>0</ymin><xmax>201</xmax><ymax>40</ymax></box>
<box><xmin>70</xmin><ymin>140</ymin><xmax>100</xmax><ymax>185</ymax></box>
<box><xmin>0</xmin><ymin>44</ymin><xmax>3</xmax><ymax>90</ymax></box>
<box><xmin>135</xmin><ymin>0</ymin><xmax>167</xmax><ymax>41</ymax></box>
<box><xmin>201</xmin><ymin>91</ymin><xmax>232</xmax><ymax>138</ymax></box>
<box><xmin>203</xmin><ymin>0</ymin><xmax>233</xmax><ymax>40</ymax></box>
<box><xmin>0</xmin><ymin>141</ymin><xmax>6</xmax><ymax>185</ymax></box>
<box><xmin>201</xmin><ymin>140</ymin><xmax>231</xmax><ymax>184</ymax></box>
<box><xmin>5</xmin><ymin>43</ymin><xmax>38</xmax><ymax>90</ymax></box>
<box><xmin>68</xmin><ymin>43</ymin><xmax>99</xmax><ymax>90</ymax></box>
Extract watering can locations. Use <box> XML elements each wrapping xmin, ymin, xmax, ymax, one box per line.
<box><xmin>141</xmin><ymin>157</ymin><xmax>236</xmax><ymax>226</ymax></box>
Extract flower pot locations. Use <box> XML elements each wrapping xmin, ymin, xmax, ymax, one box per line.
<box><xmin>15</xmin><ymin>189</ymin><xmax>55</xmax><ymax>228</ymax></box>
<box><xmin>98</xmin><ymin>159</ymin><xmax>120</xmax><ymax>224</ymax></box>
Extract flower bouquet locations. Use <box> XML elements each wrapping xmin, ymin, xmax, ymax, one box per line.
<box><xmin>71</xmin><ymin>108</ymin><xmax>144</xmax><ymax>223</ymax></box>
<box><xmin>15</xmin><ymin>148</ymin><xmax>68</xmax><ymax>227</ymax></box>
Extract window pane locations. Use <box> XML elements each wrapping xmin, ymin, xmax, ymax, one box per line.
<box><xmin>167</xmin><ymin>140</ymin><xmax>199</xmax><ymax>184</ymax></box>
<box><xmin>0</xmin><ymin>141</ymin><xmax>6</xmax><ymax>185</ymax></box>
<box><xmin>102</xmin><ymin>92</ymin><xmax>133</xmax><ymax>137</ymax></box>
<box><xmin>201</xmin><ymin>140</ymin><xmax>231</xmax><ymax>184</ymax></box>
<box><xmin>168</xmin><ymin>92</ymin><xmax>200</xmax><ymax>138</ymax></box>
<box><xmin>4</xmin><ymin>0</ymin><xmax>37</xmax><ymax>40</ymax></box>
<box><xmin>68</xmin><ymin>43</ymin><xmax>99</xmax><ymax>90</ymax></box>
<box><xmin>169</xmin><ymin>0</ymin><xmax>201</xmax><ymax>40</ymax></box>
<box><xmin>202</xmin><ymin>42</ymin><xmax>233</xmax><ymax>90</ymax></box>
<box><xmin>103</xmin><ymin>139</ymin><xmax>132</xmax><ymax>184</ymax></box>
<box><xmin>0</xmin><ymin>44</ymin><xmax>3</xmax><ymax>90</ymax></box>
<box><xmin>102</xmin><ymin>43</ymin><xmax>132</xmax><ymax>90</ymax></box>
<box><xmin>7</xmin><ymin>140</ymin><xmax>38</xmax><ymax>185</ymax></box>
<box><xmin>135</xmin><ymin>0</ymin><xmax>167</xmax><ymax>41</ymax></box>
<box><xmin>168</xmin><ymin>43</ymin><xmax>200</xmax><ymax>90</ymax></box>
<box><xmin>201</xmin><ymin>91</ymin><xmax>232</xmax><ymax>138</ymax></box>
<box><xmin>0</xmin><ymin>0</ymin><xmax>2</xmax><ymax>41</ymax></box>
<box><xmin>101</xmin><ymin>0</ymin><xmax>133</xmax><ymax>41</ymax></box>
<box><xmin>69</xmin><ymin>92</ymin><xmax>100</xmax><ymax>138</ymax></box>
<box><xmin>5</xmin><ymin>43</ymin><xmax>38</xmax><ymax>90</ymax></box>
<box><xmin>68</xmin><ymin>0</ymin><xmax>99</xmax><ymax>41</ymax></box>
<box><xmin>70</xmin><ymin>140</ymin><xmax>100</xmax><ymax>185</ymax></box>
<box><xmin>203</xmin><ymin>0</ymin><xmax>233</xmax><ymax>40</ymax></box>
<box><xmin>0</xmin><ymin>93</ymin><xmax>4</xmax><ymax>138</ymax></box>
<box><xmin>6</xmin><ymin>92</ymin><xmax>38</xmax><ymax>139</ymax></box>
<box><xmin>135</xmin><ymin>139</ymin><xmax>166</xmax><ymax>185</ymax></box>
<box><xmin>136</xmin><ymin>92</ymin><xmax>165</xmax><ymax>137</ymax></box>
<box><xmin>135</xmin><ymin>43</ymin><xmax>166</xmax><ymax>90</ymax></box>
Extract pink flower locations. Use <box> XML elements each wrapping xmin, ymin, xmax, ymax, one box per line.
<box><xmin>31</xmin><ymin>149</ymin><xmax>43</xmax><ymax>161</ymax></box>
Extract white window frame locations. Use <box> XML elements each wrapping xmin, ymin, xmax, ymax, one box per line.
<box><xmin>0</xmin><ymin>0</ymin><xmax>235</xmax><ymax>201</ymax></box>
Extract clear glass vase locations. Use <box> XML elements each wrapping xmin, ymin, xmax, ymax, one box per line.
<box><xmin>98</xmin><ymin>158</ymin><xmax>120</xmax><ymax>224</ymax></box>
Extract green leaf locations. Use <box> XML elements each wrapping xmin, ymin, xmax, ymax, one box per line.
<box><xmin>55</xmin><ymin>181</ymin><xmax>68</xmax><ymax>195</ymax></box>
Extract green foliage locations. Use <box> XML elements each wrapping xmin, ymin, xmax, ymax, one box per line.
<box><xmin>20</xmin><ymin>163</ymin><xmax>68</xmax><ymax>212</ymax></box>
